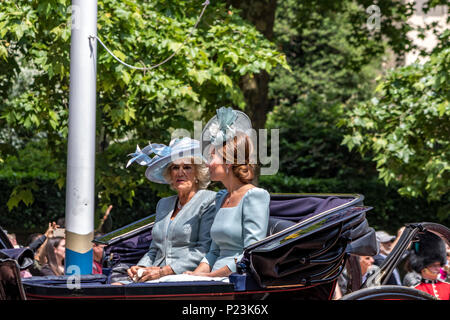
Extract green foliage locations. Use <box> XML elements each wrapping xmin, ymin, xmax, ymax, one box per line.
<box><xmin>267</xmin><ymin>101</ymin><xmax>379</xmax><ymax>180</ymax></box>
<box><xmin>267</xmin><ymin>0</ymin><xmax>383</xmax><ymax>179</ymax></box>
<box><xmin>267</xmin><ymin>0</ymin><xmax>449</xmax><ymax>224</ymax></box>
<box><xmin>1</xmin><ymin>172</ymin><xmax>446</xmax><ymax>236</ymax></box>
<box><xmin>0</xmin><ymin>0</ymin><xmax>288</xmax><ymax>213</ymax></box>
<box><xmin>0</xmin><ymin>0</ymin><xmax>288</xmax><ymax>134</ymax></box>
<box><xmin>0</xmin><ymin>175</ymin><xmax>161</xmax><ymax>234</ymax></box>
<box><xmin>342</xmin><ymin>48</ymin><xmax>449</xmax><ymax>207</ymax></box>
<box><xmin>0</xmin><ymin>139</ymin><xmax>159</xmax><ymax>232</ymax></box>
<box><xmin>0</xmin><ymin>178</ymin><xmax>65</xmax><ymax>232</ymax></box>
<box><xmin>259</xmin><ymin>174</ymin><xmax>449</xmax><ymax>231</ymax></box>
<box><xmin>1</xmin><ymin>0</ymin><xmax>449</xmax><ymax>232</ymax></box>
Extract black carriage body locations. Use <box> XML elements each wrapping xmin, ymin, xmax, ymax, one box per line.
<box><xmin>12</xmin><ymin>193</ymin><xmax>378</xmax><ymax>300</ymax></box>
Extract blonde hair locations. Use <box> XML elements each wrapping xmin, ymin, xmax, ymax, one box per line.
<box><xmin>218</xmin><ymin>131</ymin><xmax>257</xmax><ymax>184</ymax></box>
<box><xmin>163</xmin><ymin>157</ymin><xmax>210</xmax><ymax>190</ymax></box>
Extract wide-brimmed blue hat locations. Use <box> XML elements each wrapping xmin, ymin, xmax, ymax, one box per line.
<box><xmin>126</xmin><ymin>137</ymin><xmax>204</xmax><ymax>184</ymax></box>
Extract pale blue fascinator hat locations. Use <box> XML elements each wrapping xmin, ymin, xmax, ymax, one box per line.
<box><xmin>202</xmin><ymin>107</ymin><xmax>252</xmax><ymax>148</ymax></box>
<box><xmin>126</xmin><ymin>137</ymin><xmax>204</xmax><ymax>184</ymax></box>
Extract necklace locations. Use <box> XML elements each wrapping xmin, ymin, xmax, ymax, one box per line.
<box><xmin>177</xmin><ymin>191</ymin><xmax>197</xmax><ymax>210</ymax></box>
<box><xmin>225</xmin><ymin>185</ymin><xmax>246</xmax><ymax>205</ymax></box>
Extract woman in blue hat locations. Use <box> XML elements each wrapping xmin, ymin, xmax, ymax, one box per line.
<box><xmin>185</xmin><ymin>107</ymin><xmax>270</xmax><ymax>277</ymax></box>
<box><xmin>123</xmin><ymin>137</ymin><xmax>217</xmax><ymax>282</ymax></box>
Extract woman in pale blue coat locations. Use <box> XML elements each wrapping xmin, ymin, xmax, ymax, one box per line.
<box><xmin>124</xmin><ymin>137</ymin><xmax>216</xmax><ymax>282</ymax></box>
<box><xmin>186</xmin><ymin>107</ymin><xmax>270</xmax><ymax>277</ymax></box>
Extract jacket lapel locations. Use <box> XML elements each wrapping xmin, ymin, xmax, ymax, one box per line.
<box><xmin>158</xmin><ymin>196</ymin><xmax>176</xmax><ymax>254</ymax></box>
<box><xmin>167</xmin><ymin>191</ymin><xmax>202</xmax><ymax>233</ymax></box>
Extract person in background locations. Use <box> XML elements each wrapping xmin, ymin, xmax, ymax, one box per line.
<box><xmin>8</xmin><ymin>222</ymin><xmax>59</xmax><ymax>277</ymax></box>
<box><xmin>92</xmin><ymin>232</ymin><xmax>105</xmax><ymax>275</ymax></box>
<box><xmin>6</xmin><ymin>233</ymin><xmax>20</xmax><ymax>248</ymax></box>
<box><xmin>359</xmin><ymin>255</ymin><xmax>379</xmax><ymax>284</ymax></box>
<box><xmin>333</xmin><ymin>254</ymin><xmax>380</xmax><ymax>299</ymax></box>
<box><xmin>409</xmin><ymin>230</ymin><xmax>449</xmax><ymax>300</ymax></box>
<box><xmin>27</xmin><ymin>233</ymin><xmax>44</xmax><ymax>252</ymax></box>
<box><xmin>25</xmin><ymin>233</ymin><xmax>45</xmax><ymax>277</ymax></box>
<box><xmin>56</xmin><ymin>217</ymin><xmax>65</xmax><ymax>229</ymax></box>
<box><xmin>90</xmin><ymin>206</ymin><xmax>113</xmax><ymax>275</ymax></box>
<box><xmin>403</xmin><ymin>260</ymin><xmax>421</xmax><ymax>287</ymax></box>
<box><xmin>39</xmin><ymin>236</ymin><xmax>65</xmax><ymax>276</ymax></box>
<box><xmin>373</xmin><ymin>228</ymin><xmax>404</xmax><ymax>285</ymax></box>
<box><xmin>28</xmin><ymin>222</ymin><xmax>59</xmax><ymax>255</ymax></box>
<box><xmin>31</xmin><ymin>222</ymin><xmax>60</xmax><ymax>272</ymax></box>
<box><xmin>95</xmin><ymin>205</ymin><xmax>113</xmax><ymax>234</ymax></box>
<box><xmin>440</xmin><ymin>243</ymin><xmax>450</xmax><ymax>282</ymax></box>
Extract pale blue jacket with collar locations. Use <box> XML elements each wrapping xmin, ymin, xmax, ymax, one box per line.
<box><xmin>201</xmin><ymin>187</ymin><xmax>270</xmax><ymax>272</ymax></box>
<box><xmin>136</xmin><ymin>189</ymin><xmax>216</xmax><ymax>274</ymax></box>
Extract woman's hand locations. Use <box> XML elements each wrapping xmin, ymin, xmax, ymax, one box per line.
<box><xmin>183</xmin><ymin>262</ymin><xmax>211</xmax><ymax>276</ymax></box>
<box><xmin>44</xmin><ymin>221</ymin><xmax>59</xmax><ymax>238</ymax></box>
<box><xmin>184</xmin><ymin>269</ymin><xmax>231</xmax><ymax>277</ymax></box>
<box><xmin>137</xmin><ymin>267</ymin><xmax>161</xmax><ymax>282</ymax></box>
<box><xmin>128</xmin><ymin>266</ymin><xmax>174</xmax><ymax>282</ymax></box>
<box><xmin>397</xmin><ymin>226</ymin><xmax>405</xmax><ymax>238</ymax></box>
<box><xmin>138</xmin><ymin>266</ymin><xmax>174</xmax><ymax>282</ymax></box>
<box><xmin>127</xmin><ymin>265</ymin><xmax>146</xmax><ymax>279</ymax></box>
<box><xmin>183</xmin><ymin>263</ymin><xmax>231</xmax><ymax>278</ymax></box>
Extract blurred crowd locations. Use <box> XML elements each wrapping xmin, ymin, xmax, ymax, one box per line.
<box><xmin>334</xmin><ymin>227</ymin><xmax>450</xmax><ymax>299</ymax></box>
<box><xmin>3</xmin><ymin>214</ymin><xmax>449</xmax><ymax>300</ymax></box>
<box><xmin>5</xmin><ymin>217</ymin><xmax>105</xmax><ymax>278</ymax></box>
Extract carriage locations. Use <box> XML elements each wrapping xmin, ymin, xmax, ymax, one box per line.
<box><xmin>1</xmin><ymin>192</ymin><xmax>448</xmax><ymax>300</ymax></box>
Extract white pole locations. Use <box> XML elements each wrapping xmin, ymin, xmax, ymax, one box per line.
<box><xmin>65</xmin><ymin>0</ymin><xmax>97</xmax><ymax>275</ymax></box>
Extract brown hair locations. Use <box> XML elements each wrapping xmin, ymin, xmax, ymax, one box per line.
<box><xmin>218</xmin><ymin>132</ymin><xmax>258</xmax><ymax>184</ymax></box>
<box><xmin>42</xmin><ymin>236</ymin><xmax>65</xmax><ymax>276</ymax></box>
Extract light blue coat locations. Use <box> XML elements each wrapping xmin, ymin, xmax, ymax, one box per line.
<box><xmin>137</xmin><ymin>189</ymin><xmax>216</xmax><ymax>274</ymax></box>
<box><xmin>201</xmin><ymin>187</ymin><xmax>270</xmax><ymax>272</ymax></box>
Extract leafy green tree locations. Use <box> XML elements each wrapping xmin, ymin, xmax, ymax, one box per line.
<box><xmin>264</xmin><ymin>0</ymin><xmax>449</xmax><ymax>225</ymax></box>
<box><xmin>266</xmin><ymin>0</ymin><xmax>383</xmax><ymax>179</ymax></box>
<box><xmin>226</xmin><ymin>0</ymin><xmax>448</xmax><ymax>129</ymax></box>
<box><xmin>0</xmin><ymin>0</ymin><xmax>288</xmax><ymax>217</ymax></box>
<box><xmin>342</xmin><ymin>45</ymin><xmax>449</xmax><ymax>218</ymax></box>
